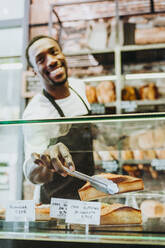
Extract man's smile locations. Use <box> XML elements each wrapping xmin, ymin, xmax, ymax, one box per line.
<box><xmin>50</xmin><ymin>67</ymin><xmax>65</xmax><ymax>78</ymax></box>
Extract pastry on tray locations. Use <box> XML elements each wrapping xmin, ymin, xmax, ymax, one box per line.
<box><xmin>100</xmin><ymin>203</ymin><xmax>142</xmax><ymax>225</ymax></box>
<box><xmin>35</xmin><ymin>204</ymin><xmax>51</xmax><ymax>221</ymax></box>
<box><xmin>78</xmin><ymin>173</ymin><xmax>144</xmax><ymax>201</ymax></box>
<box><xmin>0</xmin><ymin>208</ymin><xmax>5</xmax><ymax>219</ymax></box>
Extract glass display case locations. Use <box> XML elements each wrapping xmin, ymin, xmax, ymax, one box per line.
<box><xmin>1</xmin><ymin>113</ymin><xmax>165</xmax><ymax>247</ymax></box>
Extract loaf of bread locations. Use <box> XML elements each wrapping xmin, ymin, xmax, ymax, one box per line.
<box><xmin>78</xmin><ymin>173</ymin><xmax>144</xmax><ymax>201</ymax></box>
<box><xmin>122</xmin><ymin>86</ymin><xmax>139</xmax><ymax>101</ymax></box>
<box><xmin>135</xmin><ymin>27</ymin><xmax>165</xmax><ymax>45</ymax></box>
<box><xmin>122</xmin><ymin>164</ymin><xmax>142</xmax><ymax>178</ymax></box>
<box><xmin>155</xmin><ymin>149</ymin><xmax>165</xmax><ymax>159</ymax></box>
<box><xmin>101</xmin><ymin>203</ymin><xmax>142</xmax><ymax>225</ymax></box>
<box><xmin>138</xmin><ymin>130</ymin><xmax>154</xmax><ymax>149</ymax></box>
<box><xmin>133</xmin><ymin>150</ymin><xmax>144</xmax><ymax>160</ymax></box>
<box><xmin>0</xmin><ymin>208</ymin><xmax>5</xmax><ymax>219</ymax></box>
<box><xmin>35</xmin><ymin>204</ymin><xmax>51</xmax><ymax>221</ymax></box>
<box><xmin>139</xmin><ymin>83</ymin><xmax>159</xmax><ymax>100</ymax></box>
<box><xmin>96</xmin><ymin>81</ymin><xmax>116</xmax><ymax>103</ymax></box>
<box><xmin>121</xmin><ymin>150</ymin><xmax>134</xmax><ymax>160</ymax></box>
<box><xmin>153</xmin><ymin>127</ymin><xmax>165</xmax><ymax>148</ymax></box>
<box><xmin>140</xmin><ymin>200</ymin><xmax>165</xmax><ymax>218</ymax></box>
<box><xmin>142</xmin><ymin>150</ymin><xmax>156</xmax><ymax>160</ymax></box>
<box><xmin>85</xmin><ymin>85</ymin><xmax>97</xmax><ymax>103</ymax></box>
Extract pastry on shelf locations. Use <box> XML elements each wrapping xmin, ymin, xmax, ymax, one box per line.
<box><xmin>140</xmin><ymin>200</ymin><xmax>165</xmax><ymax>218</ymax></box>
<box><xmin>121</xmin><ymin>150</ymin><xmax>134</xmax><ymax>160</ymax></box>
<box><xmin>101</xmin><ymin>203</ymin><xmax>142</xmax><ymax>225</ymax></box>
<box><xmin>35</xmin><ymin>204</ymin><xmax>51</xmax><ymax>221</ymax></box>
<box><xmin>122</xmin><ymin>86</ymin><xmax>139</xmax><ymax>101</ymax></box>
<box><xmin>0</xmin><ymin>208</ymin><xmax>5</xmax><ymax>219</ymax></box>
<box><xmin>138</xmin><ymin>130</ymin><xmax>155</xmax><ymax>150</ymax></box>
<box><xmin>142</xmin><ymin>150</ymin><xmax>156</xmax><ymax>160</ymax></box>
<box><xmin>108</xmin><ymin>146</ymin><xmax>119</xmax><ymax>160</ymax></box>
<box><xmin>78</xmin><ymin>173</ymin><xmax>144</xmax><ymax>201</ymax></box>
<box><xmin>96</xmin><ymin>81</ymin><xmax>116</xmax><ymax>103</ymax></box>
<box><xmin>155</xmin><ymin>149</ymin><xmax>165</xmax><ymax>159</ymax></box>
<box><xmin>153</xmin><ymin>126</ymin><xmax>165</xmax><ymax>148</ymax></box>
<box><xmin>132</xmin><ymin>150</ymin><xmax>144</xmax><ymax>160</ymax></box>
<box><xmin>139</xmin><ymin>82</ymin><xmax>159</xmax><ymax>100</ymax></box>
<box><xmin>85</xmin><ymin>85</ymin><xmax>97</xmax><ymax>103</ymax></box>
<box><xmin>122</xmin><ymin>164</ymin><xmax>142</xmax><ymax>178</ymax></box>
<box><xmin>135</xmin><ymin>27</ymin><xmax>165</xmax><ymax>45</ymax></box>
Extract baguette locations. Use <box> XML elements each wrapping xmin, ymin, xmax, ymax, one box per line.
<box><xmin>78</xmin><ymin>173</ymin><xmax>144</xmax><ymax>201</ymax></box>
<box><xmin>101</xmin><ymin>203</ymin><xmax>142</xmax><ymax>225</ymax></box>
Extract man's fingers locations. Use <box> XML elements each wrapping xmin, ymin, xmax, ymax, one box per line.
<box><xmin>51</xmin><ymin>157</ymin><xmax>68</xmax><ymax>177</ymax></box>
<box><xmin>58</xmin><ymin>143</ymin><xmax>75</xmax><ymax>170</ymax></box>
<box><xmin>31</xmin><ymin>153</ymin><xmax>45</xmax><ymax>167</ymax></box>
<box><xmin>41</xmin><ymin>154</ymin><xmax>52</xmax><ymax>169</ymax></box>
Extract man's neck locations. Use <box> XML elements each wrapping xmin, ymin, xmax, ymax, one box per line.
<box><xmin>45</xmin><ymin>81</ymin><xmax>70</xmax><ymax>100</ymax></box>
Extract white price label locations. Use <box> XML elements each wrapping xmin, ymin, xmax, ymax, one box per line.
<box><xmin>121</xmin><ymin>101</ymin><xmax>137</xmax><ymax>112</ymax></box>
<box><xmin>50</xmin><ymin>198</ymin><xmax>76</xmax><ymax>219</ymax></box>
<box><xmin>66</xmin><ymin>201</ymin><xmax>101</xmax><ymax>225</ymax></box>
<box><xmin>151</xmin><ymin>159</ymin><xmax>165</xmax><ymax>170</ymax></box>
<box><xmin>91</xmin><ymin>103</ymin><xmax>105</xmax><ymax>114</ymax></box>
<box><xmin>102</xmin><ymin>160</ymin><xmax>118</xmax><ymax>172</ymax></box>
<box><xmin>6</xmin><ymin>200</ymin><xmax>35</xmax><ymax>222</ymax></box>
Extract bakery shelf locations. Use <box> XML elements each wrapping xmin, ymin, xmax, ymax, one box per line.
<box><xmin>121</xmin><ymin>99</ymin><xmax>165</xmax><ymax>107</ymax></box>
<box><xmin>119</xmin><ymin>159</ymin><xmax>151</xmax><ymax>165</ymax></box>
<box><xmin>121</xmin><ymin>43</ymin><xmax>165</xmax><ymax>52</ymax></box>
<box><xmin>125</xmin><ymin>72</ymin><xmax>165</xmax><ymax>80</ymax></box>
<box><xmin>104</xmin><ymin>102</ymin><xmax>116</xmax><ymax>107</ymax></box>
<box><xmin>64</xmin><ymin>48</ymin><xmax>114</xmax><ymax>56</ymax></box>
<box><xmin>83</xmin><ymin>75</ymin><xmax>117</xmax><ymax>82</ymax></box>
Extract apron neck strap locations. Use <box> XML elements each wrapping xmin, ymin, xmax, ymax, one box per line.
<box><xmin>69</xmin><ymin>86</ymin><xmax>91</xmax><ymax>114</ymax></box>
<box><xmin>43</xmin><ymin>86</ymin><xmax>91</xmax><ymax>117</ymax></box>
<box><xmin>43</xmin><ymin>89</ymin><xmax>65</xmax><ymax>117</ymax></box>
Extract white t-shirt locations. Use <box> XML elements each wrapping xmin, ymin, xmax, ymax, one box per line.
<box><xmin>23</xmin><ymin>79</ymin><xmax>90</xmax><ymax>201</ymax></box>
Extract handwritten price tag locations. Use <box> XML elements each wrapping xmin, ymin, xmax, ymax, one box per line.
<box><xmin>6</xmin><ymin>200</ymin><xmax>35</xmax><ymax>222</ymax></box>
<box><xmin>66</xmin><ymin>201</ymin><xmax>101</xmax><ymax>225</ymax></box>
<box><xmin>50</xmin><ymin>198</ymin><xmax>72</xmax><ymax>219</ymax></box>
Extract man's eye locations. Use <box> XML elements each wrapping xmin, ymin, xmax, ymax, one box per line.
<box><xmin>37</xmin><ymin>57</ymin><xmax>45</xmax><ymax>64</ymax></box>
<box><xmin>50</xmin><ymin>49</ymin><xmax>57</xmax><ymax>55</ymax></box>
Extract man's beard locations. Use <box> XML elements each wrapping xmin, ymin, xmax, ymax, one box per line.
<box><xmin>44</xmin><ymin>69</ymin><xmax>68</xmax><ymax>87</ymax></box>
<box><xmin>49</xmin><ymin>77</ymin><xmax>67</xmax><ymax>86</ymax></box>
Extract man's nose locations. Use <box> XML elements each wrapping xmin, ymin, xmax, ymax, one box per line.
<box><xmin>47</xmin><ymin>55</ymin><xmax>58</xmax><ymax>69</ymax></box>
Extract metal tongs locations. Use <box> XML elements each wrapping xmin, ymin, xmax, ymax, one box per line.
<box><xmin>63</xmin><ymin>167</ymin><xmax>119</xmax><ymax>195</ymax></box>
<box><xmin>31</xmin><ymin>153</ymin><xmax>119</xmax><ymax>195</ymax></box>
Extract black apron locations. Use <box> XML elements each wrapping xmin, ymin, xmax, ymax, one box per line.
<box><xmin>40</xmin><ymin>87</ymin><xmax>94</xmax><ymax>203</ymax></box>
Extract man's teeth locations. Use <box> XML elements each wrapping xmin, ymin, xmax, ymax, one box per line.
<box><xmin>54</xmin><ymin>67</ymin><xmax>62</xmax><ymax>73</ymax></box>
<box><xmin>50</xmin><ymin>67</ymin><xmax>63</xmax><ymax>76</ymax></box>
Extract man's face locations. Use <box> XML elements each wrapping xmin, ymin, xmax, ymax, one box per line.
<box><xmin>29</xmin><ymin>38</ymin><xmax>68</xmax><ymax>86</ymax></box>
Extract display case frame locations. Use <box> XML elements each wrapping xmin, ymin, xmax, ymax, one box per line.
<box><xmin>1</xmin><ymin>113</ymin><xmax>165</xmax><ymax>246</ymax></box>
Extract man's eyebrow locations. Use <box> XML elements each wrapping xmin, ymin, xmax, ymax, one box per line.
<box><xmin>48</xmin><ymin>46</ymin><xmax>60</xmax><ymax>52</ymax></box>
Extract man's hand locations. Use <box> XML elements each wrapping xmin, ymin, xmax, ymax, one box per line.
<box><xmin>31</xmin><ymin>142</ymin><xmax>75</xmax><ymax>177</ymax></box>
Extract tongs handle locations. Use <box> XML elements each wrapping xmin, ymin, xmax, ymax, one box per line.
<box><xmin>62</xmin><ymin>166</ymin><xmax>119</xmax><ymax>195</ymax></box>
<box><xmin>62</xmin><ymin>166</ymin><xmax>94</xmax><ymax>183</ymax></box>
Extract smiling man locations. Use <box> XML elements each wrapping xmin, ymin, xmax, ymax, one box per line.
<box><xmin>23</xmin><ymin>35</ymin><xmax>94</xmax><ymax>203</ymax></box>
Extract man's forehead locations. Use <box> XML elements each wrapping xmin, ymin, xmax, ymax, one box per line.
<box><xmin>29</xmin><ymin>38</ymin><xmax>60</xmax><ymax>56</ymax></box>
